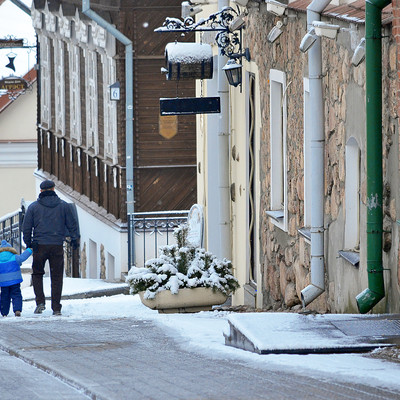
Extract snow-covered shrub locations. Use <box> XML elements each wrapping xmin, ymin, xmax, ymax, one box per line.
<box><xmin>126</xmin><ymin>224</ymin><xmax>239</xmax><ymax>299</ymax></box>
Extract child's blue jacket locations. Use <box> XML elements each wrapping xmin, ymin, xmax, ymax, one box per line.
<box><xmin>0</xmin><ymin>240</ymin><xmax>32</xmax><ymax>287</ymax></box>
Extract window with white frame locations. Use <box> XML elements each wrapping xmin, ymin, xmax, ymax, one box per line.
<box><xmin>54</xmin><ymin>39</ymin><xmax>65</xmax><ymax>135</ymax></box>
<box><xmin>85</xmin><ymin>49</ymin><xmax>99</xmax><ymax>154</ymax></box>
<box><xmin>303</xmin><ymin>78</ymin><xmax>311</xmax><ymax>228</ymax></box>
<box><xmin>40</xmin><ymin>35</ymin><xmax>51</xmax><ymax>128</ymax></box>
<box><xmin>102</xmin><ymin>54</ymin><xmax>118</xmax><ymax>164</ymax></box>
<box><xmin>267</xmin><ymin>69</ymin><xmax>287</xmax><ymax>231</ymax></box>
<box><xmin>344</xmin><ymin>137</ymin><xmax>360</xmax><ymax>249</ymax></box>
<box><xmin>69</xmin><ymin>44</ymin><xmax>82</xmax><ymax>144</ymax></box>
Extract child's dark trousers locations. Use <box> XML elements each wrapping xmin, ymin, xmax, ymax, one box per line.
<box><xmin>1</xmin><ymin>283</ymin><xmax>22</xmax><ymax>316</ymax></box>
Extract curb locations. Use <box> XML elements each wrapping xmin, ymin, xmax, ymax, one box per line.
<box><xmin>23</xmin><ymin>286</ymin><xmax>130</xmax><ymax>302</ymax></box>
<box><xmin>0</xmin><ymin>343</ymin><xmax>105</xmax><ymax>400</ymax></box>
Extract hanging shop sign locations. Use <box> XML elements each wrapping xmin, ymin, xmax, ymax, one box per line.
<box><xmin>0</xmin><ymin>39</ymin><xmax>24</xmax><ymax>48</ymax></box>
<box><xmin>0</xmin><ymin>77</ymin><xmax>28</xmax><ymax>91</ymax></box>
<box><xmin>160</xmin><ymin>97</ymin><xmax>220</xmax><ymax>116</ymax></box>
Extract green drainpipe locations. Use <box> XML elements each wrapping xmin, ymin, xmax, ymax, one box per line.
<box><xmin>355</xmin><ymin>0</ymin><xmax>390</xmax><ymax>314</ymax></box>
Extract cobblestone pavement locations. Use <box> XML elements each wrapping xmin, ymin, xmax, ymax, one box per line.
<box><xmin>1</xmin><ymin>317</ymin><xmax>400</xmax><ymax>400</ymax></box>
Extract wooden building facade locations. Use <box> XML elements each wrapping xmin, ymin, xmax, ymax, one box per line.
<box><xmin>32</xmin><ymin>0</ymin><xmax>197</xmax><ymax>279</ymax></box>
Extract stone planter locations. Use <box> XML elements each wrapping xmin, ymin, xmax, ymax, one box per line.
<box><xmin>139</xmin><ymin>287</ymin><xmax>228</xmax><ymax>314</ymax></box>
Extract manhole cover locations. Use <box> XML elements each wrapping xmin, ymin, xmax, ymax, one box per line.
<box><xmin>332</xmin><ymin>319</ymin><xmax>400</xmax><ymax>337</ymax></box>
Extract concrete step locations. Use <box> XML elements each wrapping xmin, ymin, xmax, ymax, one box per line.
<box><xmin>224</xmin><ymin>312</ymin><xmax>400</xmax><ymax>355</ymax></box>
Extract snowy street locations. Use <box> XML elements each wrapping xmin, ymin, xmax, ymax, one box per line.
<box><xmin>0</xmin><ymin>279</ymin><xmax>399</xmax><ymax>399</ymax></box>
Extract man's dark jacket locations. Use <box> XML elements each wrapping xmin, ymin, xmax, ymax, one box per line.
<box><xmin>23</xmin><ymin>191</ymin><xmax>80</xmax><ymax>247</ymax></box>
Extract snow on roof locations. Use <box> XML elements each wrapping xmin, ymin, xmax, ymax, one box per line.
<box><xmin>288</xmin><ymin>0</ymin><xmax>392</xmax><ymax>25</ymax></box>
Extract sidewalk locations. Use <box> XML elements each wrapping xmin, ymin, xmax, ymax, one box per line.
<box><xmin>22</xmin><ymin>276</ymin><xmax>129</xmax><ymax>301</ymax></box>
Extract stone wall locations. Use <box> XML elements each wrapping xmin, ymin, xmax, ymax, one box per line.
<box><xmin>245</xmin><ymin>6</ymin><xmax>398</xmax><ymax>313</ymax></box>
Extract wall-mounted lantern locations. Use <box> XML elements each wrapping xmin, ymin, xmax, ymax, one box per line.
<box><xmin>109</xmin><ymin>81</ymin><xmax>120</xmax><ymax>101</ymax></box>
<box><xmin>222</xmin><ymin>59</ymin><xmax>242</xmax><ymax>87</ymax></box>
<box><xmin>222</xmin><ymin>47</ymin><xmax>250</xmax><ymax>87</ymax></box>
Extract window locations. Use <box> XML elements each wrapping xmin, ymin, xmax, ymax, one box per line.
<box><xmin>267</xmin><ymin>69</ymin><xmax>287</xmax><ymax>231</ymax></box>
<box><xmin>345</xmin><ymin>137</ymin><xmax>360</xmax><ymax>249</ymax></box>
<box><xmin>69</xmin><ymin>44</ymin><xmax>82</xmax><ymax>144</ymax></box>
<box><xmin>85</xmin><ymin>49</ymin><xmax>98</xmax><ymax>154</ymax></box>
<box><xmin>54</xmin><ymin>39</ymin><xmax>65</xmax><ymax>135</ymax></box>
<box><xmin>102</xmin><ymin>54</ymin><xmax>118</xmax><ymax>164</ymax></box>
<box><xmin>40</xmin><ymin>35</ymin><xmax>51</xmax><ymax>128</ymax></box>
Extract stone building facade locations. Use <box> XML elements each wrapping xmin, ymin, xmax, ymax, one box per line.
<box><xmin>242</xmin><ymin>1</ymin><xmax>399</xmax><ymax>313</ymax></box>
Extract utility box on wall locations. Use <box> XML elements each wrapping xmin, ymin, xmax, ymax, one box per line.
<box><xmin>164</xmin><ymin>42</ymin><xmax>213</xmax><ymax>80</ymax></box>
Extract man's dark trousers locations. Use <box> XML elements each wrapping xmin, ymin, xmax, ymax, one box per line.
<box><xmin>32</xmin><ymin>244</ymin><xmax>64</xmax><ymax>312</ymax></box>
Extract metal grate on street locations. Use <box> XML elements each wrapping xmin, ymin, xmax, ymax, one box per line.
<box><xmin>331</xmin><ymin>319</ymin><xmax>400</xmax><ymax>337</ymax></box>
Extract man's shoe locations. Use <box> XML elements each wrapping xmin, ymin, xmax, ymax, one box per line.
<box><xmin>53</xmin><ymin>310</ymin><xmax>62</xmax><ymax>316</ymax></box>
<box><xmin>15</xmin><ymin>311</ymin><xmax>21</xmax><ymax>317</ymax></box>
<box><xmin>34</xmin><ymin>304</ymin><xmax>46</xmax><ymax>314</ymax></box>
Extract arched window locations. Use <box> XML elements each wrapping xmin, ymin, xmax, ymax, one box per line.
<box><xmin>345</xmin><ymin>137</ymin><xmax>360</xmax><ymax>249</ymax></box>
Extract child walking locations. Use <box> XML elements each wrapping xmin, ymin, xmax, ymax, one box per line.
<box><xmin>0</xmin><ymin>240</ymin><xmax>32</xmax><ymax>317</ymax></box>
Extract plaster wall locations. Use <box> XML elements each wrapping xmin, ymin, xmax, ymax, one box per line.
<box><xmin>0</xmin><ymin>83</ymin><xmax>37</xmax><ymax>140</ymax></box>
<box><xmin>0</xmin><ymin>159</ymin><xmax>36</xmax><ymax>215</ymax></box>
<box><xmin>0</xmin><ymin>83</ymin><xmax>37</xmax><ymax>217</ymax></box>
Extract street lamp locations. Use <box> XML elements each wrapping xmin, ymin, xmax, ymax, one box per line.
<box><xmin>223</xmin><ymin>59</ymin><xmax>242</xmax><ymax>87</ymax></box>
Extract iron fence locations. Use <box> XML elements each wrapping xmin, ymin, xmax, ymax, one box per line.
<box><xmin>128</xmin><ymin>210</ymin><xmax>189</xmax><ymax>269</ymax></box>
<box><xmin>0</xmin><ymin>209</ymin><xmax>24</xmax><ymax>253</ymax></box>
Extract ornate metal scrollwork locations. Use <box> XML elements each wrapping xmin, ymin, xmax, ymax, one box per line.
<box><xmin>155</xmin><ymin>6</ymin><xmax>245</xmax><ymax>59</ymax></box>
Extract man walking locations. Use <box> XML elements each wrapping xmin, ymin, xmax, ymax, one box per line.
<box><xmin>23</xmin><ymin>180</ymin><xmax>80</xmax><ymax>315</ymax></box>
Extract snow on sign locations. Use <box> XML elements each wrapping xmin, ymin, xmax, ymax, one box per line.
<box><xmin>0</xmin><ymin>39</ymin><xmax>24</xmax><ymax>48</ymax></box>
<box><xmin>160</xmin><ymin>97</ymin><xmax>220</xmax><ymax>115</ymax></box>
<box><xmin>164</xmin><ymin>42</ymin><xmax>213</xmax><ymax>81</ymax></box>
<box><xmin>187</xmin><ymin>204</ymin><xmax>204</xmax><ymax>248</ymax></box>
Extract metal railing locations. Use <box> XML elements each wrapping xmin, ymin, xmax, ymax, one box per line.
<box><xmin>0</xmin><ymin>209</ymin><xmax>24</xmax><ymax>253</ymax></box>
<box><xmin>128</xmin><ymin>210</ymin><xmax>189</xmax><ymax>269</ymax></box>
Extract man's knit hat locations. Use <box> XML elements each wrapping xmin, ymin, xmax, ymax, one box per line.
<box><xmin>40</xmin><ymin>180</ymin><xmax>55</xmax><ymax>190</ymax></box>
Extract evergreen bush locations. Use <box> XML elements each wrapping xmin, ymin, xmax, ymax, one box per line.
<box><xmin>126</xmin><ymin>224</ymin><xmax>239</xmax><ymax>299</ymax></box>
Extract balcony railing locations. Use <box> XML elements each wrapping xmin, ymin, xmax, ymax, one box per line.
<box><xmin>128</xmin><ymin>210</ymin><xmax>189</xmax><ymax>269</ymax></box>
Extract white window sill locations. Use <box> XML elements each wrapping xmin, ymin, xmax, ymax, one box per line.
<box><xmin>298</xmin><ymin>227</ymin><xmax>311</xmax><ymax>244</ymax></box>
<box><xmin>266</xmin><ymin>210</ymin><xmax>286</xmax><ymax>231</ymax></box>
<box><xmin>338</xmin><ymin>250</ymin><xmax>360</xmax><ymax>267</ymax></box>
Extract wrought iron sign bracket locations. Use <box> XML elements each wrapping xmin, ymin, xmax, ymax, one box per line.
<box><xmin>154</xmin><ymin>6</ymin><xmax>247</xmax><ymax>61</ymax></box>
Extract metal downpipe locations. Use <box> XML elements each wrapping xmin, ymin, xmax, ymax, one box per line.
<box><xmin>300</xmin><ymin>0</ymin><xmax>331</xmax><ymax>308</ymax></box>
<box><xmin>9</xmin><ymin>0</ymin><xmax>31</xmax><ymax>15</ymax></box>
<box><xmin>355</xmin><ymin>0</ymin><xmax>390</xmax><ymax>314</ymax></box>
